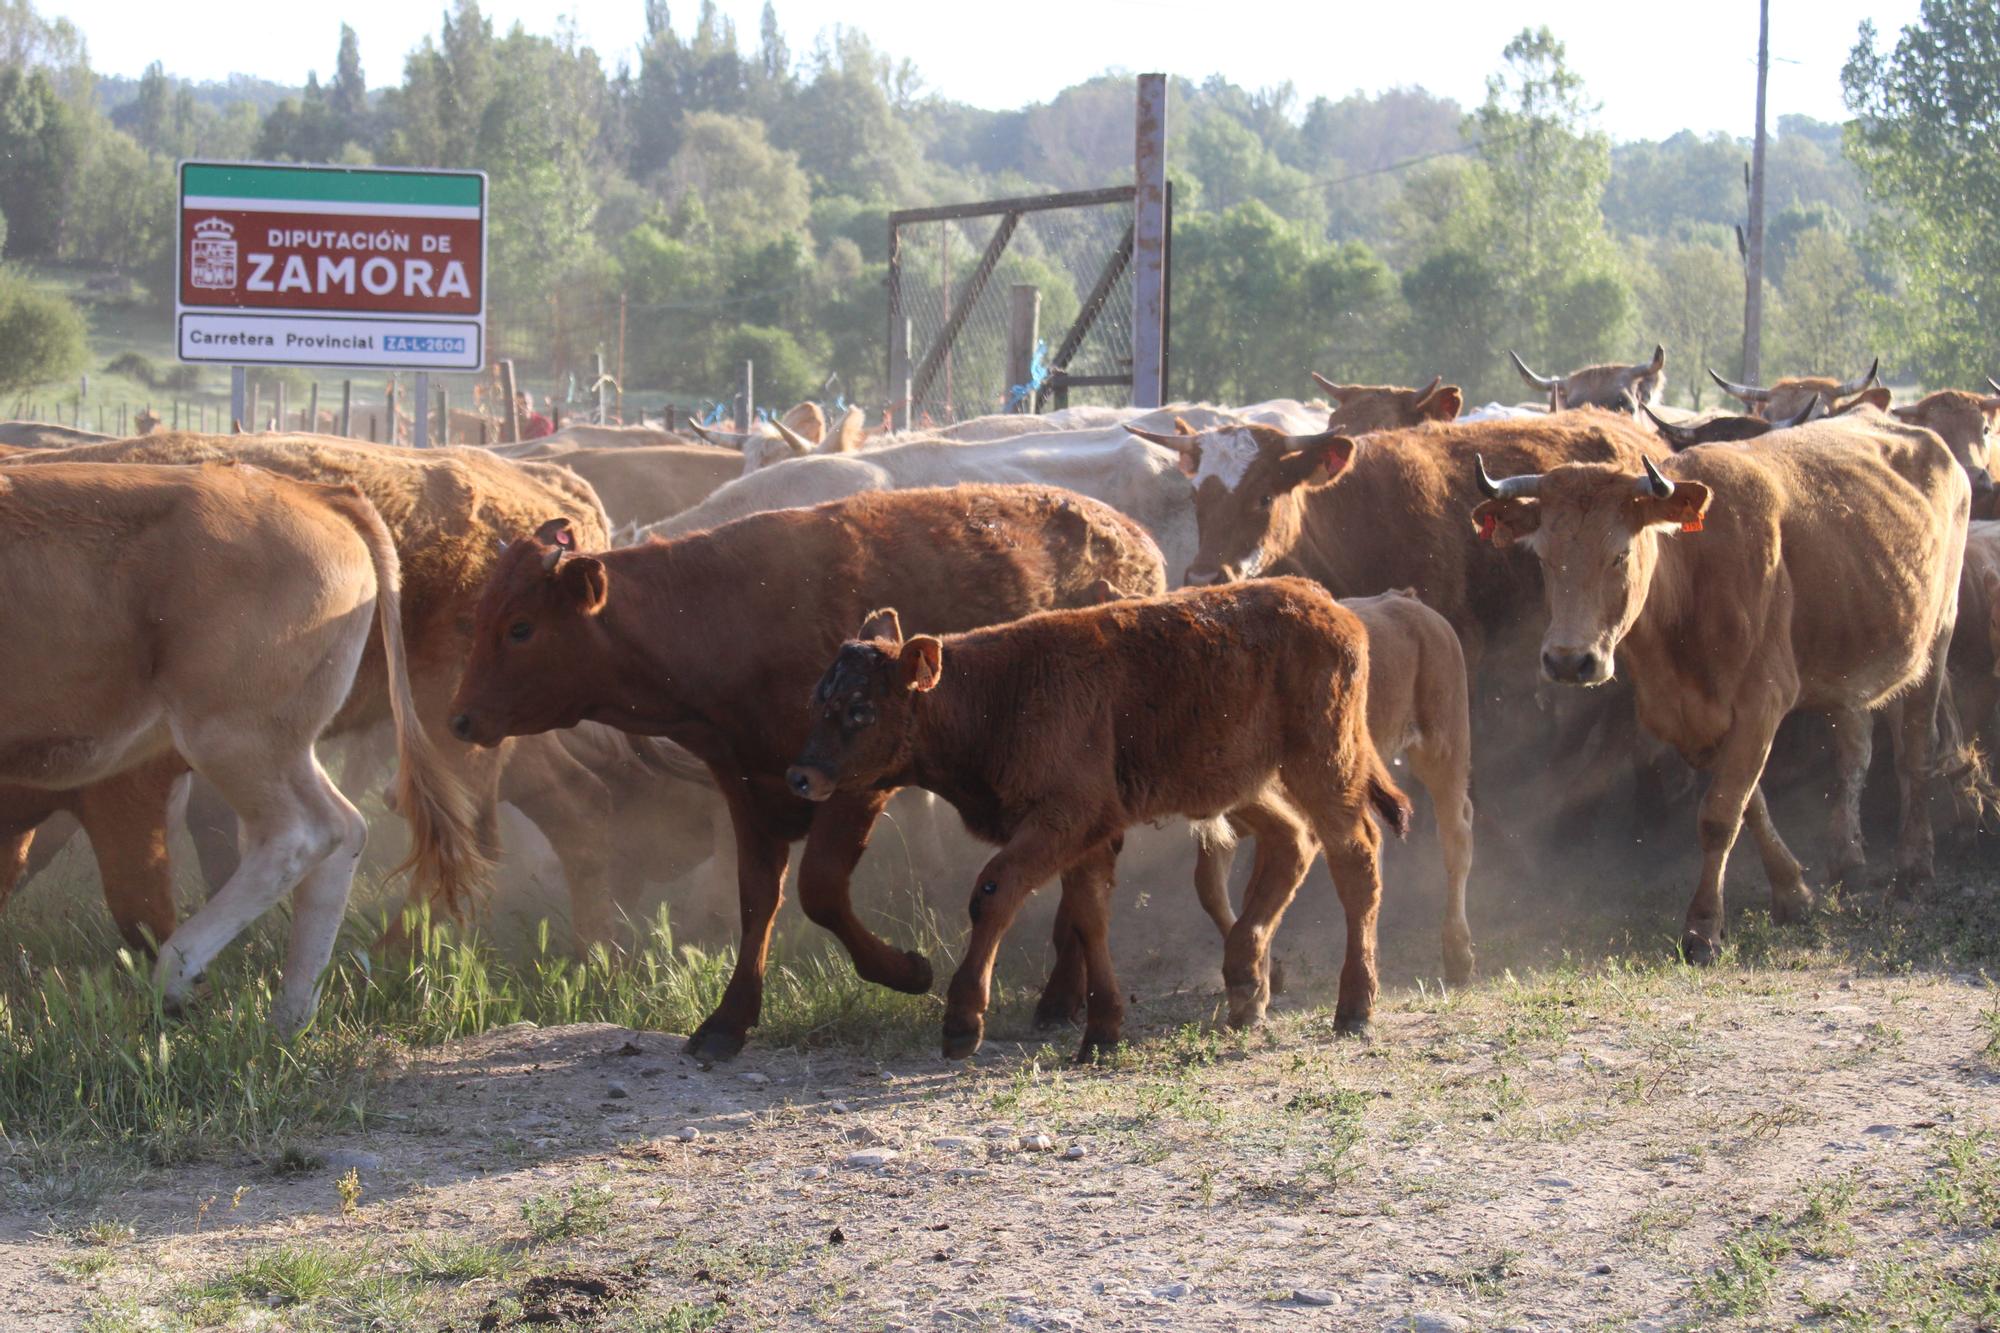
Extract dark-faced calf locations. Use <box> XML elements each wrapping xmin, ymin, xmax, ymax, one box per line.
<box><xmin>786</xmin><ymin>578</ymin><xmax>1412</xmax><ymax>1061</ymax></box>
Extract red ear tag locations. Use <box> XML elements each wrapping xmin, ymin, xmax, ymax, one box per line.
<box><xmin>1680</xmin><ymin>515</ymin><xmax>1704</xmax><ymax>534</ymax></box>
<box><xmin>1478</xmin><ymin>513</ymin><xmax>1497</xmax><ymax>542</ymax></box>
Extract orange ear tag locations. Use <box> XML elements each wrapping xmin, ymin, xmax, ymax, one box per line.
<box><xmin>1680</xmin><ymin>515</ymin><xmax>1704</xmax><ymax>534</ymax></box>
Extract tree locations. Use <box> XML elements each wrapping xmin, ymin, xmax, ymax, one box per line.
<box><xmin>1637</xmin><ymin>237</ymin><xmax>1742</xmax><ymax>409</ymax></box>
<box><xmin>330</xmin><ymin>24</ymin><xmax>367</xmax><ymax>125</ymax></box>
<box><xmin>659</xmin><ymin>112</ymin><xmax>811</xmax><ymax>250</ymax></box>
<box><xmin>0</xmin><ymin>266</ymin><xmax>87</xmax><ymax>396</ymax></box>
<box><xmin>1844</xmin><ymin>1</ymin><xmax>2000</xmax><ymax>386</ymax></box>
<box><xmin>1399</xmin><ymin>248</ymin><xmax>1507</xmax><ymax>400</ymax></box>
<box><xmin>0</xmin><ymin>63</ymin><xmax>80</xmax><ymax>256</ymax></box>
<box><xmin>1469</xmin><ymin>28</ymin><xmax>1624</xmax><ymax>371</ymax></box>
<box><xmin>1769</xmin><ymin>226</ymin><xmax>1872</xmax><ymax>377</ymax></box>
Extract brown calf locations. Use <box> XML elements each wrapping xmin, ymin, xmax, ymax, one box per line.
<box><xmin>1471</xmin><ymin>411</ymin><xmax>1968</xmax><ymax>962</ymax></box>
<box><xmin>1890</xmin><ymin>390</ymin><xmax>2000</xmax><ymax>519</ymax></box>
<box><xmin>787</xmin><ymin>580</ymin><xmax>1411</xmax><ymax>1060</ymax></box>
<box><xmin>1309</xmin><ymin>373</ymin><xmax>1463</xmax><ymax>433</ymax></box>
<box><xmin>448</xmin><ymin>484</ymin><xmax>1168</xmax><ymax>1060</ymax></box>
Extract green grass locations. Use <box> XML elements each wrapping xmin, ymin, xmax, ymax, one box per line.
<box><xmin>402</xmin><ymin>1235</ymin><xmax>515</xmax><ymax>1283</ymax></box>
<box><xmin>522</xmin><ymin>1180</ymin><xmax>616</xmax><ymax>1245</ymax></box>
<box><xmin>194</xmin><ymin>1242</ymin><xmax>365</xmax><ymax>1306</ymax></box>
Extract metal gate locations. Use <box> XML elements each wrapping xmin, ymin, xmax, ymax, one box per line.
<box><xmin>885</xmin><ymin>184</ymin><xmax>1171</xmax><ymax>428</ymax></box>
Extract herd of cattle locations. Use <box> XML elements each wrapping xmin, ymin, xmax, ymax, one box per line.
<box><xmin>0</xmin><ymin>345</ymin><xmax>1995</xmax><ymax>1062</ymax></box>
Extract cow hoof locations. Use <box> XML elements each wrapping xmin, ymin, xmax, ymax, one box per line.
<box><xmin>1444</xmin><ymin>943</ymin><xmax>1476</xmax><ymax>987</ymax></box>
<box><xmin>1678</xmin><ymin>933</ymin><xmax>1720</xmax><ymax>967</ymax></box>
<box><xmin>1827</xmin><ymin>857</ymin><xmax>1866</xmax><ymax>889</ymax></box>
<box><xmin>1770</xmin><ymin>889</ymin><xmax>1814</xmax><ymax>926</ymax></box>
<box><xmin>684</xmin><ymin>1026</ymin><xmax>746</xmax><ymax>1063</ymax></box>
<box><xmin>897</xmin><ymin>950</ymin><xmax>936</xmax><ymax>995</ymax></box>
<box><xmin>1334</xmin><ymin>1015</ymin><xmax>1372</xmax><ymax>1041</ymax></box>
<box><xmin>941</xmin><ymin>1019</ymin><xmax>984</xmax><ymax>1060</ymax></box>
<box><xmin>1073</xmin><ymin>1031</ymin><xmax>1120</xmax><ymax>1065</ymax></box>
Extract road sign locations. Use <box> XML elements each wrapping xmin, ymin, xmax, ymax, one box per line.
<box><xmin>176</xmin><ymin>161</ymin><xmax>487</xmax><ymax>371</ymax></box>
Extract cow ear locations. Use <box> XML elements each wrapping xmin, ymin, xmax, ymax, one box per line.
<box><xmin>1174</xmin><ymin>440</ymin><xmax>1201</xmax><ymax>479</ymax></box>
<box><xmin>900</xmin><ymin>636</ymin><xmax>943</xmax><ymax>692</ymax></box>
<box><xmin>859</xmin><ymin>608</ymin><xmax>903</xmax><ymax>645</ymax></box>
<box><xmin>1635</xmin><ymin>481</ymin><xmax>1713</xmax><ymax>534</ymax></box>
<box><xmin>534</xmin><ymin>516</ymin><xmax>575</xmax><ymax>550</ymax></box>
<box><xmin>1471</xmin><ymin>497</ymin><xmax>1540</xmax><ymax>548</ymax></box>
<box><xmin>1978</xmin><ymin>396</ymin><xmax>2000</xmax><ymax>420</ymax></box>
<box><xmin>1851</xmin><ymin>386</ymin><xmax>1892</xmax><ymax>411</ymax></box>
<box><xmin>1172</xmin><ymin>416</ymin><xmax>1195</xmax><ymax>435</ymax></box>
<box><xmin>558</xmin><ymin>555</ymin><xmax>609</xmax><ymax>614</ymax></box>
<box><xmin>1423</xmin><ymin>385</ymin><xmax>1462</xmax><ymax>421</ymax></box>
<box><xmin>1276</xmin><ymin>436</ymin><xmax>1356</xmax><ymax>490</ymax></box>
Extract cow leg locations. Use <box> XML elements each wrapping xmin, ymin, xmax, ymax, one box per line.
<box><xmin>155</xmin><ymin>748</ymin><xmax>353</xmax><ymax>1022</ymax></box>
<box><xmin>272</xmin><ymin>781</ymin><xmax>369</xmax><ymax>1035</ymax></box>
<box><xmin>182</xmin><ymin>774</ymin><xmax>242</xmax><ymax>895</ymax></box>
<box><xmin>1408</xmin><ymin>737</ymin><xmax>1476</xmax><ymax>984</ymax></box>
<box><xmin>499</xmin><ymin>734</ymin><xmax>617</xmax><ymax>951</ymax></box>
<box><xmin>684</xmin><ymin>790</ymin><xmax>792</xmax><ymax>1062</ymax></box>
<box><xmin>1188</xmin><ymin>816</ymin><xmax>1287</xmax><ymax>992</ymax></box>
<box><xmin>18</xmin><ymin>811</ymin><xmax>78</xmax><ymax>891</ymax></box>
<box><xmin>1825</xmin><ymin>705</ymin><xmax>1873</xmax><ymax>886</ymax></box>
<box><xmin>75</xmin><ymin>759</ymin><xmax>187</xmax><ymax>954</ymax></box>
<box><xmin>1218</xmin><ymin>793</ymin><xmax>1317</xmax><ymax>1031</ymax></box>
<box><xmin>1033</xmin><ymin>893</ymin><xmax>1089</xmax><ymax>1030</ymax></box>
<box><xmin>1681</xmin><ymin>709</ymin><xmax>1784</xmax><ymax>966</ymax></box>
<box><xmin>1059</xmin><ymin>839</ymin><xmax>1125</xmax><ymax>1062</ymax></box>
<box><xmin>942</xmin><ymin>819</ymin><xmax>1098</xmax><ymax>1059</ymax></box>
<box><xmin>1889</xmin><ymin>631</ymin><xmax>1952</xmax><ymax>888</ymax></box>
<box><xmin>794</xmin><ymin>791</ymin><xmax>934</xmax><ymax>993</ymax></box>
<box><xmin>1742</xmin><ymin>785</ymin><xmax>1811</xmax><ymax>923</ymax></box>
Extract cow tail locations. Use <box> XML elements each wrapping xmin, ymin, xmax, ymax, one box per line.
<box><xmin>328</xmin><ymin>487</ymin><xmax>491</xmax><ymax>916</ymax></box>
<box><xmin>1367</xmin><ymin>750</ymin><xmax>1414</xmax><ymax>841</ymax></box>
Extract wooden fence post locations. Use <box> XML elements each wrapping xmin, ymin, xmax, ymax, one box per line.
<box><xmin>500</xmin><ymin>360</ymin><xmax>521</xmax><ymax>444</ymax></box>
<box><xmin>340</xmin><ymin>380</ymin><xmax>353</xmax><ymax>437</ymax></box>
<box><xmin>890</xmin><ymin>318</ymin><xmax>913</xmax><ymax>431</ymax></box>
<box><xmin>1131</xmin><ymin>72</ymin><xmax>1169</xmax><ymax>409</ymax></box>
<box><xmin>307</xmin><ymin>382</ymin><xmax>319</xmax><ymax>433</ymax></box>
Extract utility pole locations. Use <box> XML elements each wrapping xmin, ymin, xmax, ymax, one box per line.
<box><xmin>1740</xmin><ymin>0</ymin><xmax>1769</xmax><ymax>383</ymax></box>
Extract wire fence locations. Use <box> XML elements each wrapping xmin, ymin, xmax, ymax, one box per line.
<box><xmin>889</xmin><ymin>188</ymin><xmax>1142</xmax><ymax>427</ymax></box>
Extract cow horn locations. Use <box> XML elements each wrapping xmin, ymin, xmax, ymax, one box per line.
<box><xmin>1708</xmin><ymin>368</ymin><xmax>1770</xmax><ymax>403</ymax></box>
<box><xmin>1309</xmin><ymin>370</ymin><xmax>1343</xmax><ymax>397</ymax></box>
<box><xmin>771</xmin><ymin>418</ymin><xmax>813</xmax><ymax>456</ymax></box>
<box><xmin>1125</xmin><ymin>424</ymin><xmax>1197</xmax><ymax>451</ymax></box>
<box><xmin>1986</xmin><ymin>375</ymin><xmax>2000</xmax><ymax>396</ymax></box>
<box><xmin>1833</xmin><ymin>357</ymin><xmax>1880</xmax><ymax>398</ymax></box>
<box><xmin>686</xmin><ymin>419</ymin><xmax>717</xmax><ymax>445</ymax></box>
<box><xmin>1640</xmin><ymin>404</ymin><xmax>1698</xmax><ymax>451</ymax></box>
<box><xmin>1641</xmin><ymin>343</ymin><xmax>1666</xmax><ymax>376</ymax></box>
<box><xmin>1282</xmin><ymin>427</ymin><xmax>1345</xmax><ymax>454</ymax></box>
<box><xmin>1411</xmin><ymin>374</ymin><xmax>1442</xmax><ymax>404</ymax></box>
<box><xmin>1508</xmin><ymin>351</ymin><xmax>1561</xmax><ymax>393</ymax></box>
<box><xmin>1638</xmin><ymin>455</ymin><xmax>1674</xmax><ymax>499</ymax></box>
<box><xmin>1475</xmin><ymin>453</ymin><xmax>1541</xmax><ymax>499</ymax></box>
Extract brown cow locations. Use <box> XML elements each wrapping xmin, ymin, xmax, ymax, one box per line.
<box><xmin>0</xmin><ymin>422</ymin><xmax>111</xmax><ymax>448</ymax></box>
<box><xmin>1708</xmin><ymin>358</ymin><xmax>1880</xmax><ymax>422</ymax></box>
<box><xmin>3</xmin><ymin>434</ymin><xmax>617</xmax><ymax>942</ymax></box>
<box><xmin>1188</xmin><ymin>588</ymin><xmax>1475</xmax><ymax>985</ymax></box>
<box><xmin>1641</xmin><ymin>396</ymin><xmax>1827</xmax><ymax>449</ymax></box>
<box><xmin>785</xmin><ymin>579</ymin><xmax>1412</xmax><ymax>1060</ymax></box>
<box><xmin>1954</xmin><ymin>520</ymin><xmax>2000</xmax><ymax>747</ymax></box>
<box><xmin>1309</xmin><ymin>374</ymin><xmax>1464</xmax><ymax>434</ymax></box>
<box><xmin>0</xmin><ymin>462</ymin><xmax>481</xmax><ymax>1031</ymax></box>
<box><xmin>1890</xmin><ymin>390</ymin><xmax>2000</xmax><ymax>519</ymax></box>
<box><xmin>1509</xmin><ymin>346</ymin><xmax>1666</xmax><ymax>412</ymax></box>
<box><xmin>1470</xmin><ymin>411</ymin><xmax>1969</xmax><ymax>962</ymax></box>
<box><xmin>448</xmin><ymin>484</ymin><xmax>1169</xmax><ymax>1060</ymax></box>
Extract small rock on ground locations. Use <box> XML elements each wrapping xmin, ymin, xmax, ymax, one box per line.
<box><xmin>1293</xmin><ymin>1289</ymin><xmax>1340</xmax><ymax>1307</ymax></box>
<box><xmin>1387</xmin><ymin>1315</ymin><xmax>1472</xmax><ymax>1333</ymax></box>
<box><xmin>322</xmin><ymin>1149</ymin><xmax>383</xmax><ymax>1172</ymax></box>
<box><xmin>846</xmin><ymin>1148</ymin><xmax>900</xmax><ymax>1169</ymax></box>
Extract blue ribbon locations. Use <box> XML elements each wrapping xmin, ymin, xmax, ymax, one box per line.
<box><xmin>1005</xmin><ymin>339</ymin><xmax>1050</xmax><ymax>411</ymax></box>
<box><xmin>702</xmin><ymin>401</ymin><xmax>728</xmax><ymax>426</ymax></box>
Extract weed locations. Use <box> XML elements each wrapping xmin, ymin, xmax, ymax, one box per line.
<box><xmin>523</xmin><ymin>1180</ymin><xmax>617</xmax><ymax>1244</ymax></box>
<box><xmin>52</xmin><ymin>1250</ymin><xmax>118</xmax><ymax>1281</ymax></box>
<box><xmin>1922</xmin><ymin>1129</ymin><xmax>2000</xmax><ymax>1230</ymax></box>
<box><xmin>404</xmin><ymin>1235</ymin><xmax>514</xmax><ymax>1283</ymax></box>
<box><xmin>1691</xmin><ymin>1225</ymin><xmax>1791</xmax><ymax>1317</ymax></box>
<box><xmin>335</xmin><ymin>1165</ymin><xmax>362</xmax><ymax>1219</ymax></box>
<box><xmin>197</xmin><ymin>1242</ymin><xmax>364</xmax><ymax>1306</ymax></box>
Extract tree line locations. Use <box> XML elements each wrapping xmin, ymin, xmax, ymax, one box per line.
<box><xmin>0</xmin><ymin>0</ymin><xmax>1992</xmax><ymax>412</ymax></box>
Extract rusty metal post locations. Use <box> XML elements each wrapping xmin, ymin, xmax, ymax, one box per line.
<box><xmin>1006</xmin><ymin>285</ymin><xmax>1041</xmax><ymax>414</ymax></box>
<box><xmin>1131</xmin><ymin>72</ymin><xmax>1168</xmax><ymax>409</ymax></box>
<box><xmin>500</xmin><ymin>360</ymin><xmax>521</xmax><ymax>443</ymax></box>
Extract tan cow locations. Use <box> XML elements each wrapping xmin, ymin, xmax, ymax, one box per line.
<box><xmin>1188</xmin><ymin>588</ymin><xmax>1474</xmax><ymax>984</ymax></box>
<box><xmin>0</xmin><ymin>462</ymin><xmax>480</xmax><ymax>1031</ymax></box>
<box><xmin>1470</xmin><ymin>410</ymin><xmax>1968</xmax><ymax>962</ymax></box>
<box><xmin>0</xmin><ymin>422</ymin><xmax>111</xmax><ymax>448</ymax></box>
<box><xmin>1889</xmin><ymin>389</ymin><xmax>2000</xmax><ymax>518</ymax></box>
<box><xmin>1509</xmin><ymin>346</ymin><xmax>1667</xmax><ymax>412</ymax></box>
<box><xmin>1708</xmin><ymin>359</ymin><xmax>1880</xmax><ymax>422</ymax></box>
<box><xmin>539</xmin><ymin>445</ymin><xmax>754</xmax><ymax>531</ymax></box>
<box><xmin>1309</xmin><ymin>373</ymin><xmax>1464</xmax><ymax>433</ymax></box>
<box><xmin>1955</xmin><ymin>521</ymin><xmax>2000</xmax><ymax>746</ymax></box>
<box><xmin>4</xmin><ymin>434</ymin><xmax>619</xmax><ymax>941</ymax></box>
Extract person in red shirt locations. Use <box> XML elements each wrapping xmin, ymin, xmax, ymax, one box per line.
<box><xmin>516</xmin><ymin>391</ymin><xmax>554</xmax><ymax>440</ymax></box>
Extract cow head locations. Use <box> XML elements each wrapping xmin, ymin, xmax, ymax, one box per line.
<box><xmin>1708</xmin><ymin>358</ymin><xmax>1879</xmax><ymax>422</ymax></box>
<box><xmin>1470</xmin><ymin>455</ymin><xmax>1711</xmax><ymax>687</ymax></box>
<box><xmin>1642</xmin><ymin>395</ymin><xmax>1823</xmax><ymax>451</ymax></box>
<box><xmin>448</xmin><ymin>517</ymin><xmax>611</xmax><ymax>746</ymax></box>
<box><xmin>1310</xmin><ymin>372</ymin><xmax>1462</xmax><ymax>433</ymax></box>
<box><xmin>1125</xmin><ymin>419</ymin><xmax>1357</xmax><ymax>586</ymax></box>
<box><xmin>1889</xmin><ymin>389</ymin><xmax>2000</xmax><ymax>518</ymax></box>
<box><xmin>786</xmin><ymin>608</ymin><xmax>940</xmax><ymax>801</ymax></box>
<box><xmin>1510</xmin><ymin>346</ymin><xmax>1666</xmax><ymax>413</ymax></box>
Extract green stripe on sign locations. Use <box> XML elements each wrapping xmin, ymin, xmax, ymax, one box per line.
<box><xmin>182</xmin><ymin>163</ymin><xmax>481</xmax><ymax>210</ymax></box>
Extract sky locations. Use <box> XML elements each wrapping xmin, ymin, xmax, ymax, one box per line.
<box><xmin>61</xmin><ymin>0</ymin><xmax>1921</xmax><ymax>143</ymax></box>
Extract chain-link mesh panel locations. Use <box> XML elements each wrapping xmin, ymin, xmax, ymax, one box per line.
<box><xmin>891</xmin><ymin>189</ymin><xmax>1138</xmax><ymax>427</ymax></box>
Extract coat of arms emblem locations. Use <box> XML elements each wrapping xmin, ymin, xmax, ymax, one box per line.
<box><xmin>189</xmin><ymin>217</ymin><xmax>237</xmax><ymax>290</ymax></box>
